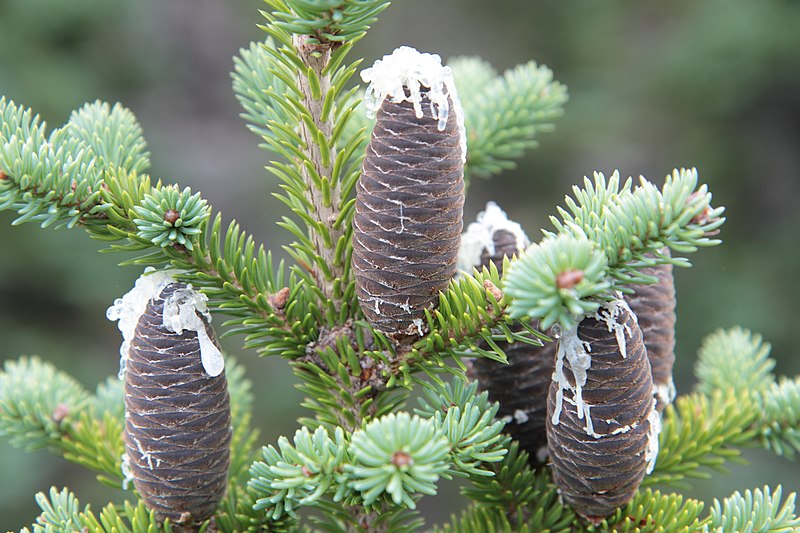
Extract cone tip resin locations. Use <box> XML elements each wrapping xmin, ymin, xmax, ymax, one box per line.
<box><xmin>461</xmin><ymin>204</ymin><xmax>553</xmax><ymax>457</ymax></box>
<box><xmin>457</xmin><ymin>201</ymin><xmax>530</xmax><ymax>273</ymax></box>
<box><xmin>107</xmin><ymin>268</ymin><xmax>224</xmax><ymax>378</ymax></box>
<box><xmin>361</xmin><ymin>45</ymin><xmax>466</xmax><ymax>160</ymax></box>
<box><xmin>109</xmin><ymin>271</ymin><xmax>230</xmax><ymax>526</ymax></box>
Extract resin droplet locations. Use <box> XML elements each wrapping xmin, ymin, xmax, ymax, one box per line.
<box><xmin>162</xmin><ymin>286</ymin><xmax>223</xmax><ymax>377</ymax></box>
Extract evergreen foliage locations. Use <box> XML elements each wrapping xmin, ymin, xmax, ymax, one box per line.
<box><xmin>0</xmin><ymin>357</ymin><xmax>89</xmax><ymax>451</ymax></box>
<box><xmin>504</xmin><ymin>169</ymin><xmax>725</xmax><ymax>331</ymax></box>
<box><xmin>760</xmin><ymin>377</ymin><xmax>800</xmax><ymax>459</ymax></box>
<box><xmin>707</xmin><ymin>486</ymin><xmax>800</xmax><ymax>533</ymax></box>
<box><xmin>133</xmin><ymin>185</ymin><xmax>210</xmax><ymax>250</ymax></box>
<box><xmin>1</xmin><ymin>2</ymin><xmax>798</xmax><ymax>532</ymax></box>
<box><xmin>450</xmin><ymin>59</ymin><xmax>568</xmax><ymax>181</ymax></box>
<box><xmin>695</xmin><ymin>327</ymin><xmax>774</xmax><ymax>395</ymax></box>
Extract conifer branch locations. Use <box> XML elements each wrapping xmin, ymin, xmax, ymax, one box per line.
<box><xmin>0</xmin><ymin>96</ymin><xmax>314</xmax><ymax>357</ymax></box>
<box><xmin>266</xmin><ymin>0</ymin><xmax>389</xmax><ymax>44</ymax></box>
<box><xmin>759</xmin><ymin>377</ymin><xmax>800</xmax><ymax>459</ymax></box>
<box><xmin>600</xmin><ymin>489</ymin><xmax>708</xmax><ymax>532</ymax></box>
<box><xmin>449</xmin><ymin>60</ymin><xmax>568</xmax><ymax>182</ymax></box>
<box><xmin>644</xmin><ymin>389</ymin><xmax>758</xmax><ymax>488</ymax></box>
<box><xmin>247</xmin><ymin>3</ymin><xmax>383</xmax><ymax>318</ymax></box>
<box><xmin>59</xmin><ymin>411</ymin><xmax>125</xmax><ymax>488</ymax></box>
<box><xmin>0</xmin><ymin>357</ymin><xmax>90</xmax><ymax>451</ymax></box>
<box><xmin>695</xmin><ymin>327</ymin><xmax>775</xmax><ymax>395</ymax></box>
<box><xmin>456</xmin><ymin>442</ymin><xmax>576</xmax><ymax>531</ymax></box>
<box><xmin>21</xmin><ymin>487</ymin><xmax>168</xmax><ymax>533</ymax></box>
<box><xmin>504</xmin><ymin>168</ymin><xmax>725</xmax><ymax>330</ymax></box>
<box><xmin>247</xmin><ymin>383</ymin><xmax>510</xmax><ymax>529</ymax></box>
<box><xmin>693</xmin><ymin>327</ymin><xmax>800</xmax><ymax>459</ymax></box>
<box><xmin>65</xmin><ymin>101</ymin><xmax>150</xmax><ymax>175</ymax></box>
<box><xmin>390</xmin><ymin>262</ymin><xmax>547</xmax><ymax>384</ymax></box>
<box><xmin>707</xmin><ymin>486</ymin><xmax>800</xmax><ymax>533</ymax></box>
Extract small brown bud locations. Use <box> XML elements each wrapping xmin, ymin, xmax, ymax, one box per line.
<box><xmin>359</xmin><ymin>367</ymin><xmax>374</xmax><ymax>382</ymax></box>
<box><xmin>483</xmin><ymin>280</ymin><xmax>504</xmax><ymax>301</ymax></box>
<box><xmin>301</xmin><ymin>465</ymin><xmax>313</xmax><ymax>477</ymax></box>
<box><xmin>163</xmin><ymin>209</ymin><xmax>180</xmax><ymax>225</ymax></box>
<box><xmin>51</xmin><ymin>403</ymin><xmax>70</xmax><ymax>424</ymax></box>
<box><xmin>0</xmin><ymin>170</ymin><xmax>7</xmax><ymax>180</ymax></box>
<box><xmin>392</xmin><ymin>451</ymin><xmax>413</xmax><ymax>468</ymax></box>
<box><xmin>269</xmin><ymin>287</ymin><xmax>291</xmax><ymax>310</ymax></box>
<box><xmin>687</xmin><ymin>191</ymin><xmax>721</xmax><ymax>236</ymax></box>
<box><xmin>556</xmin><ymin>269</ymin><xmax>584</xmax><ymax>290</ymax></box>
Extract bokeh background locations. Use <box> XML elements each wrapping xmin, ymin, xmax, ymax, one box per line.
<box><xmin>1</xmin><ymin>0</ymin><xmax>799</xmax><ymax>529</ymax></box>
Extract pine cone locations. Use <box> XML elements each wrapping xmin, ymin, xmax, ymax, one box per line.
<box><xmin>461</xmin><ymin>202</ymin><xmax>553</xmax><ymax>456</ymax></box>
<box><xmin>624</xmin><ymin>251</ymin><xmax>676</xmax><ymax>411</ymax></box>
<box><xmin>353</xmin><ymin>74</ymin><xmax>464</xmax><ymax>343</ymax></box>
<box><xmin>546</xmin><ymin>300</ymin><xmax>658</xmax><ymax>522</ymax></box>
<box><xmin>470</xmin><ymin>336</ymin><xmax>555</xmax><ymax>456</ymax></box>
<box><xmin>124</xmin><ymin>283</ymin><xmax>231</xmax><ymax>527</ymax></box>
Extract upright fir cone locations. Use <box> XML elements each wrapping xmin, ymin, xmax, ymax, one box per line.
<box><xmin>353</xmin><ymin>46</ymin><xmax>465</xmax><ymax>343</ymax></box>
<box><xmin>108</xmin><ymin>272</ymin><xmax>230</xmax><ymax>529</ymax></box>
<box><xmin>546</xmin><ymin>299</ymin><xmax>660</xmax><ymax>522</ymax></box>
<box><xmin>624</xmin><ymin>250</ymin><xmax>677</xmax><ymax>411</ymax></box>
<box><xmin>460</xmin><ymin>202</ymin><xmax>555</xmax><ymax>457</ymax></box>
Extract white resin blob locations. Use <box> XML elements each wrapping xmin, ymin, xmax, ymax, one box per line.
<box><xmin>107</xmin><ymin>268</ymin><xmax>224</xmax><ymax>378</ymax></box>
<box><xmin>361</xmin><ymin>45</ymin><xmax>467</xmax><ymax>163</ymax></box>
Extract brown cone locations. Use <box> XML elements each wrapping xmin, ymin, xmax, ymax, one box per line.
<box><xmin>624</xmin><ymin>251</ymin><xmax>676</xmax><ymax>411</ymax></box>
<box><xmin>470</xmin><ymin>335</ymin><xmax>555</xmax><ymax>456</ymax></box>
<box><xmin>467</xmin><ymin>225</ymin><xmax>553</xmax><ymax>458</ymax></box>
<box><xmin>124</xmin><ymin>283</ymin><xmax>231</xmax><ymax>528</ymax></box>
<box><xmin>546</xmin><ymin>302</ymin><xmax>656</xmax><ymax>521</ymax></box>
<box><xmin>352</xmin><ymin>89</ymin><xmax>464</xmax><ymax>342</ymax></box>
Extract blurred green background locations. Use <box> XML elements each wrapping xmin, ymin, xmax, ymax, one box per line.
<box><xmin>1</xmin><ymin>0</ymin><xmax>799</xmax><ymax>529</ymax></box>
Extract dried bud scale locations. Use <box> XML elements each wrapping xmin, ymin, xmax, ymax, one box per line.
<box><xmin>108</xmin><ymin>271</ymin><xmax>230</xmax><ymax>527</ymax></box>
<box><xmin>624</xmin><ymin>250</ymin><xmax>677</xmax><ymax>411</ymax></box>
<box><xmin>546</xmin><ymin>299</ymin><xmax>659</xmax><ymax>521</ymax></box>
<box><xmin>353</xmin><ymin>46</ymin><xmax>465</xmax><ymax>341</ymax></box>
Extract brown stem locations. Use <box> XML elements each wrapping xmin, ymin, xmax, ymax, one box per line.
<box><xmin>300</xmin><ymin>320</ymin><xmax>386</xmax><ymax>432</ymax></box>
<box><xmin>347</xmin><ymin>505</ymin><xmax>389</xmax><ymax>533</ymax></box>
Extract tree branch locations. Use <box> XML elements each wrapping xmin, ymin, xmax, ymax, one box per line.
<box><xmin>293</xmin><ymin>35</ymin><xmax>347</xmax><ymax>312</ymax></box>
